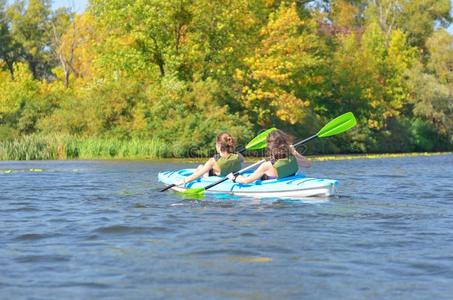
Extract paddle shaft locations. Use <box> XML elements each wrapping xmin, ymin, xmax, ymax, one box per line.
<box><xmin>202</xmin><ymin>158</ymin><xmax>266</xmax><ymax>190</ymax></box>
<box><xmin>160</xmin><ymin>183</ymin><xmax>176</xmax><ymax>192</ymax></box>
<box><xmin>160</xmin><ymin>146</ymin><xmax>248</xmax><ymax>192</ymax></box>
<box><xmin>294</xmin><ymin>134</ymin><xmax>317</xmax><ymax>147</ymax></box>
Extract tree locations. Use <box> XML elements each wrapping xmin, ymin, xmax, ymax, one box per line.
<box><xmin>50</xmin><ymin>7</ymin><xmax>74</xmax><ymax>87</ymax></box>
<box><xmin>366</xmin><ymin>0</ymin><xmax>451</xmax><ymax>48</ymax></box>
<box><xmin>330</xmin><ymin>0</ymin><xmax>362</xmax><ymax>28</ymax></box>
<box><xmin>238</xmin><ymin>3</ymin><xmax>326</xmax><ymax>127</ymax></box>
<box><xmin>406</xmin><ymin>29</ymin><xmax>453</xmax><ymax>138</ymax></box>
<box><xmin>426</xmin><ymin>29</ymin><xmax>453</xmax><ymax>85</ymax></box>
<box><xmin>327</xmin><ymin>18</ymin><xmax>417</xmax><ymax>134</ymax></box>
<box><xmin>0</xmin><ymin>0</ymin><xmax>20</xmax><ymax>78</ymax></box>
<box><xmin>1</xmin><ymin>0</ymin><xmax>453</xmax><ymax>155</ymax></box>
<box><xmin>397</xmin><ymin>0</ymin><xmax>451</xmax><ymax>48</ymax></box>
<box><xmin>89</xmin><ymin>0</ymin><xmax>190</xmax><ymax>79</ymax></box>
<box><xmin>56</xmin><ymin>13</ymin><xmax>101</xmax><ymax>82</ymax></box>
<box><xmin>7</xmin><ymin>0</ymin><xmax>52</xmax><ymax>79</ymax></box>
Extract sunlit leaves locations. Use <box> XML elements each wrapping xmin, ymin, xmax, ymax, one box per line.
<box><xmin>6</xmin><ymin>0</ymin><xmax>53</xmax><ymax>78</ymax></box>
<box><xmin>238</xmin><ymin>3</ymin><xmax>324</xmax><ymax>126</ymax></box>
<box><xmin>1</xmin><ymin>0</ymin><xmax>453</xmax><ymax>153</ymax></box>
<box><xmin>405</xmin><ymin>29</ymin><xmax>453</xmax><ymax>138</ymax></box>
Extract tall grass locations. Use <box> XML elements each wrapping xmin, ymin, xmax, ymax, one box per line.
<box><xmin>0</xmin><ymin>135</ymin><xmax>177</xmax><ymax>160</ymax></box>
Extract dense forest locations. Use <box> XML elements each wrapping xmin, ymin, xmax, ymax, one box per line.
<box><xmin>1</xmin><ymin>0</ymin><xmax>452</xmax><ymax>159</ymax></box>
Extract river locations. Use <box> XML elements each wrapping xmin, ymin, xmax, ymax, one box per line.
<box><xmin>1</xmin><ymin>155</ymin><xmax>452</xmax><ymax>299</ymax></box>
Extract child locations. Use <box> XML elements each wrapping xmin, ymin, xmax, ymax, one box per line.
<box><xmin>233</xmin><ymin>130</ymin><xmax>310</xmax><ymax>184</ymax></box>
<box><xmin>175</xmin><ymin>132</ymin><xmax>243</xmax><ymax>185</ymax></box>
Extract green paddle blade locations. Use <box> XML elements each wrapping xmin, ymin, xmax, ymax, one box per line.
<box><xmin>182</xmin><ymin>188</ymin><xmax>206</xmax><ymax>196</ymax></box>
<box><xmin>245</xmin><ymin>128</ymin><xmax>278</xmax><ymax>150</ymax></box>
<box><xmin>317</xmin><ymin>112</ymin><xmax>357</xmax><ymax>138</ymax></box>
<box><xmin>180</xmin><ymin>191</ymin><xmax>205</xmax><ymax>201</ymax></box>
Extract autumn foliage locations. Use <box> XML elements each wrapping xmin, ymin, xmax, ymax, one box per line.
<box><xmin>1</xmin><ymin>0</ymin><xmax>452</xmax><ymax>158</ymax></box>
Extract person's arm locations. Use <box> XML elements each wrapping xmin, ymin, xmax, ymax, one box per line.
<box><xmin>175</xmin><ymin>158</ymin><xmax>215</xmax><ymax>185</ymax></box>
<box><xmin>235</xmin><ymin>162</ymin><xmax>272</xmax><ymax>184</ymax></box>
<box><xmin>290</xmin><ymin>145</ymin><xmax>311</xmax><ymax>168</ymax></box>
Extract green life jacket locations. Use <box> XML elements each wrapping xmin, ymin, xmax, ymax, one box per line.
<box><xmin>216</xmin><ymin>154</ymin><xmax>242</xmax><ymax>176</ymax></box>
<box><xmin>273</xmin><ymin>155</ymin><xmax>298</xmax><ymax>179</ymax></box>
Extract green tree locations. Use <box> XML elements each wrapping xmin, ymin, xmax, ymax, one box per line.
<box><xmin>366</xmin><ymin>0</ymin><xmax>451</xmax><ymax>48</ymax></box>
<box><xmin>7</xmin><ymin>0</ymin><xmax>52</xmax><ymax>79</ymax></box>
<box><xmin>0</xmin><ymin>0</ymin><xmax>20</xmax><ymax>77</ymax></box>
<box><xmin>89</xmin><ymin>0</ymin><xmax>191</xmax><ymax>79</ymax></box>
<box><xmin>397</xmin><ymin>0</ymin><xmax>451</xmax><ymax>48</ymax></box>
<box><xmin>406</xmin><ymin>29</ymin><xmax>453</xmax><ymax>140</ymax></box>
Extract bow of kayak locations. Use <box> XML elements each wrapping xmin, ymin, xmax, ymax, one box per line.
<box><xmin>158</xmin><ymin>169</ymin><xmax>338</xmax><ymax>198</ymax></box>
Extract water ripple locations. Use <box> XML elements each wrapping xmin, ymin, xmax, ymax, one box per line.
<box><xmin>14</xmin><ymin>255</ymin><xmax>71</xmax><ymax>263</ymax></box>
<box><xmin>94</xmin><ymin>225</ymin><xmax>173</xmax><ymax>234</ymax></box>
<box><xmin>183</xmin><ymin>249</ymin><xmax>260</xmax><ymax>256</ymax></box>
<box><xmin>14</xmin><ymin>233</ymin><xmax>59</xmax><ymax>241</ymax></box>
<box><xmin>1</xmin><ymin>156</ymin><xmax>453</xmax><ymax>299</ymax></box>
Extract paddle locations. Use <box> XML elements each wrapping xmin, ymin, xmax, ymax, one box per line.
<box><xmin>159</xmin><ymin>128</ymin><xmax>277</xmax><ymax>192</ymax></box>
<box><xmin>183</xmin><ymin>112</ymin><xmax>357</xmax><ymax>196</ymax></box>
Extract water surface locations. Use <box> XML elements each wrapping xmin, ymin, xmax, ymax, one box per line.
<box><xmin>1</xmin><ymin>155</ymin><xmax>453</xmax><ymax>299</ymax></box>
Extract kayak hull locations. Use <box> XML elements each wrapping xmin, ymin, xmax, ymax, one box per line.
<box><xmin>158</xmin><ymin>169</ymin><xmax>338</xmax><ymax>198</ymax></box>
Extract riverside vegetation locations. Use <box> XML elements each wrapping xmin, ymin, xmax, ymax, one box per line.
<box><xmin>1</xmin><ymin>0</ymin><xmax>452</xmax><ymax>160</ymax></box>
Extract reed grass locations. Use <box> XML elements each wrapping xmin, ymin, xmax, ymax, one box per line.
<box><xmin>0</xmin><ymin>135</ymin><xmax>175</xmax><ymax>160</ymax></box>
<box><xmin>1</xmin><ymin>134</ymin><xmax>451</xmax><ymax>161</ymax></box>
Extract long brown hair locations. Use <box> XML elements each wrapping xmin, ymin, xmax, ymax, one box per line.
<box><xmin>267</xmin><ymin>130</ymin><xmax>293</xmax><ymax>160</ymax></box>
<box><xmin>216</xmin><ymin>132</ymin><xmax>236</xmax><ymax>153</ymax></box>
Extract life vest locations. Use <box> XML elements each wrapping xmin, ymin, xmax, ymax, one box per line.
<box><xmin>272</xmin><ymin>155</ymin><xmax>298</xmax><ymax>179</ymax></box>
<box><xmin>214</xmin><ymin>153</ymin><xmax>242</xmax><ymax>176</ymax></box>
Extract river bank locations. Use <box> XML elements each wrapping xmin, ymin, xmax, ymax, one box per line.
<box><xmin>145</xmin><ymin>151</ymin><xmax>453</xmax><ymax>164</ymax></box>
<box><xmin>1</xmin><ymin>134</ymin><xmax>452</xmax><ymax>161</ymax></box>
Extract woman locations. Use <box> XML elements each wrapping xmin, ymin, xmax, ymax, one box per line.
<box><xmin>233</xmin><ymin>130</ymin><xmax>310</xmax><ymax>184</ymax></box>
<box><xmin>175</xmin><ymin>132</ymin><xmax>243</xmax><ymax>185</ymax></box>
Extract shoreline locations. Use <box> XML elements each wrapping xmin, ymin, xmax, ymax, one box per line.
<box><xmin>1</xmin><ymin>151</ymin><xmax>451</xmax><ymax>163</ymax></box>
<box><xmin>156</xmin><ymin>151</ymin><xmax>453</xmax><ymax>163</ymax></box>
<box><xmin>307</xmin><ymin>151</ymin><xmax>453</xmax><ymax>161</ymax></box>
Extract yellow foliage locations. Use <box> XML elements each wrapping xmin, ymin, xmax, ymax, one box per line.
<box><xmin>275</xmin><ymin>93</ymin><xmax>309</xmax><ymax>124</ymax></box>
<box><xmin>368</xmin><ymin>119</ymin><xmax>380</xmax><ymax>129</ymax></box>
<box><xmin>58</xmin><ymin>13</ymin><xmax>102</xmax><ymax>81</ymax></box>
<box><xmin>238</xmin><ymin>3</ymin><xmax>323</xmax><ymax>126</ymax></box>
<box><xmin>0</xmin><ymin>63</ymin><xmax>36</xmax><ymax>114</ymax></box>
<box><xmin>128</xmin><ymin>103</ymin><xmax>147</xmax><ymax>133</ymax></box>
<box><xmin>331</xmin><ymin>0</ymin><xmax>359</xmax><ymax>27</ymax></box>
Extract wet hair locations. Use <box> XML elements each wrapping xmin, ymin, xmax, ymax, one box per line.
<box><xmin>216</xmin><ymin>132</ymin><xmax>236</xmax><ymax>153</ymax></box>
<box><xmin>266</xmin><ymin>130</ymin><xmax>294</xmax><ymax>160</ymax></box>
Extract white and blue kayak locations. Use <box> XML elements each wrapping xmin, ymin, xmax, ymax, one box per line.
<box><xmin>158</xmin><ymin>169</ymin><xmax>338</xmax><ymax>198</ymax></box>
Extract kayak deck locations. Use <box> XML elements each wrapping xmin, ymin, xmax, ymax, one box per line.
<box><xmin>158</xmin><ymin>169</ymin><xmax>338</xmax><ymax>198</ymax></box>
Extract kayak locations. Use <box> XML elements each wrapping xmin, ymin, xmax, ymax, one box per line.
<box><xmin>158</xmin><ymin>169</ymin><xmax>338</xmax><ymax>198</ymax></box>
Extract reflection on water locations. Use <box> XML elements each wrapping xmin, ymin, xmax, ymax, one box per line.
<box><xmin>1</xmin><ymin>155</ymin><xmax>453</xmax><ymax>299</ymax></box>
